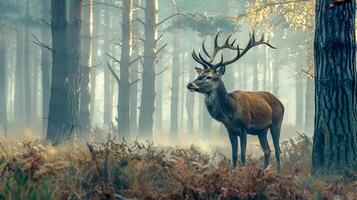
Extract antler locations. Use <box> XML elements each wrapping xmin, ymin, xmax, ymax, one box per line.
<box><xmin>220</xmin><ymin>30</ymin><xmax>276</xmax><ymax>68</ymax></box>
<box><xmin>192</xmin><ymin>30</ymin><xmax>276</xmax><ymax>70</ymax></box>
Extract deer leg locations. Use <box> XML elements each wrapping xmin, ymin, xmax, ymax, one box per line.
<box><xmin>258</xmin><ymin>129</ymin><xmax>271</xmax><ymax>168</ymax></box>
<box><xmin>228</xmin><ymin>130</ymin><xmax>238</xmax><ymax>167</ymax></box>
<box><xmin>271</xmin><ymin>125</ymin><xmax>282</xmax><ymax>173</ymax></box>
<box><xmin>240</xmin><ymin>133</ymin><xmax>247</xmax><ymax>165</ymax></box>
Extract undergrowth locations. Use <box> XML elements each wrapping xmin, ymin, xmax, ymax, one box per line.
<box><xmin>0</xmin><ymin>134</ymin><xmax>355</xmax><ymax>200</ymax></box>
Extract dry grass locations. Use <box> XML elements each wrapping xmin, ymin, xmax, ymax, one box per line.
<box><xmin>0</xmin><ymin>134</ymin><xmax>355</xmax><ymax>200</ymax></box>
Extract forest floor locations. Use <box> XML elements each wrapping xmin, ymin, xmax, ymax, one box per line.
<box><xmin>0</xmin><ymin>133</ymin><xmax>355</xmax><ymax>200</ymax></box>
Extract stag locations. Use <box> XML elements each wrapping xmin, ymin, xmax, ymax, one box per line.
<box><xmin>187</xmin><ymin>31</ymin><xmax>284</xmax><ymax>171</ymax></box>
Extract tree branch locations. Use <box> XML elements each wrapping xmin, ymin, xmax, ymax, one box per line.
<box><xmin>107</xmin><ymin>63</ymin><xmax>120</xmax><ymax>83</ymax></box>
<box><xmin>106</xmin><ymin>53</ymin><xmax>121</xmax><ymax>64</ymax></box>
<box><xmin>155</xmin><ymin>67</ymin><xmax>168</xmax><ymax>77</ymax></box>
<box><xmin>157</xmin><ymin>13</ymin><xmax>193</xmax><ymax>26</ymax></box>
<box><xmin>31</xmin><ymin>34</ymin><xmax>52</xmax><ymax>51</ymax></box>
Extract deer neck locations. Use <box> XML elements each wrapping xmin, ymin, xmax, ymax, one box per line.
<box><xmin>204</xmin><ymin>80</ymin><xmax>234</xmax><ymax>123</ymax></box>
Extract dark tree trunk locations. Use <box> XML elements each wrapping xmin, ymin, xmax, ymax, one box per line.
<box><xmin>313</xmin><ymin>0</ymin><xmax>357</xmax><ymax>172</ymax></box>
<box><xmin>41</xmin><ymin>0</ymin><xmax>51</xmax><ymax>136</ymax></box>
<box><xmin>67</xmin><ymin>0</ymin><xmax>82</xmax><ymax>135</ymax></box>
<box><xmin>47</xmin><ymin>0</ymin><xmax>69</xmax><ymax>142</ymax></box>
<box><xmin>138</xmin><ymin>0</ymin><xmax>157</xmax><ymax>139</ymax></box>
<box><xmin>0</xmin><ymin>24</ymin><xmax>6</xmax><ymax>128</ymax></box>
<box><xmin>79</xmin><ymin>0</ymin><xmax>92</xmax><ymax>135</ymax></box>
<box><xmin>118</xmin><ymin>0</ymin><xmax>132</xmax><ymax>138</ymax></box>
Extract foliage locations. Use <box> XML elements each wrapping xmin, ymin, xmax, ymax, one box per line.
<box><xmin>0</xmin><ymin>135</ymin><xmax>355</xmax><ymax>200</ymax></box>
<box><xmin>246</xmin><ymin>0</ymin><xmax>314</xmax><ymax>31</ymax></box>
<box><xmin>164</xmin><ymin>14</ymin><xmax>239</xmax><ymax>36</ymax></box>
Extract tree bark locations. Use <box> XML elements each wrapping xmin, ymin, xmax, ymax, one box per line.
<box><xmin>118</xmin><ymin>0</ymin><xmax>132</xmax><ymax>138</ymax></box>
<box><xmin>67</xmin><ymin>0</ymin><xmax>82</xmax><ymax>136</ymax></box>
<box><xmin>295</xmin><ymin>63</ymin><xmax>304</xmax><ymax>132</ymax></box>
<box><xmin>47</xmin><ymin>0</ymin><xmax>69</xmax><ymax>142</ymax></box>
<box><xmin>313</xmin><ymin>0</ymin><xmax>357</xmax><ymax>173</ymax></box>
<box><xmin>138</xmin><ymin>0</ymin><xmax>157</xmax><ymax>139</ymax></box>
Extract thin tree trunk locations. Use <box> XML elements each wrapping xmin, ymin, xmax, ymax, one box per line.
<box><xmin>24</xmin><ymin>0</ymin><xmax>32</xmax><ymax>127</ymax></box>
<box><xmin>79</xmin><ymin>0</ymin><xmax>92</xmax><ymax>135</ymax></box>
<box><xmin>118</xmin><ymin>0</ymin><xmax>132</xmax><ymax>138</ymax></box>
<box><xmin>295</xmin><ymin>63</ymin><xmax>304</xmax><ymax>132</ymax></box>
<box><xmin>14</xmin><ymin>25</ymin><xmax>25</xmax><ymax>123</ymax></box>
<box><xmin>170</xmin><ymin>32</ymin><xmax>180</xmax><ymax>143</ymax></box>
<box><xmin>138</xmin><ymin>0</ymin><xmax>157</xmax><ymax>139</ymax></box>
<box><xmin>130</xmin><ymin>0</ymin><xmax>141</xmax><ymax>137</ymax></box>
<box><xmin>67</xmin><ymin>0</ymin><xmax>82</xmax><ymax>135</ymax></box>
<box><xmin>41</xmin><ymin>0</ymin><xmax>51</xmax><ymax>136</ymax></box>
<box><xmin>155</xmin><ymin>67</ymin><xmax>163</xmax><ymax>131</ymax></box>
<box><xmin>186</xmin><ymin>52</ymin><xmax>195</xmax><ymax>134</ymax></box>
<box><xmin>103</xmin><ymin>6</ymin><xmax>112</xmax><ymax>128</ymax></box>
<box><xmin>313</xmin><ymin>0</ymin><xmax>357</xmax><ymax>172</ymax></box>
<box><xmin>0</xmin><ymin>23</ymin><xmax>7</xmax><ymax>128</ymax></box>
<box><xmin>47</xmin><ymin>0</ymin><xmax>69</xmax><ymax>142</ymax></box>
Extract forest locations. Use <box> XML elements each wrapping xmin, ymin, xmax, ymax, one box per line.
<box><xmin>0</xmin><ymin>0</ymin><xmax>356</xmax><ymax>199</ymax></box>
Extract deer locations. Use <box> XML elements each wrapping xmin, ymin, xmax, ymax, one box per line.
<box><xmin>187</xmin><ymin>31</ymin><xmax>284</xmax><ymax>172</ymax></box>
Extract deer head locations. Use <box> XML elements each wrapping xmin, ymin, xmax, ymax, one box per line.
<box><xmin>187</xmin><ymin>31</ymin><xmax>276</xmax><ymax>94</ymax></box>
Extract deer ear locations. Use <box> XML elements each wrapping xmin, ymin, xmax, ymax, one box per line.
<box><xmin>215</xmin><ymin>65</ymin><xmax>226</xmax><ymax>76</ymax></box>
<box><xmin>195</xmin><ymin>67</ymin><xmax>204</xmax><ymax>74</ymax></box>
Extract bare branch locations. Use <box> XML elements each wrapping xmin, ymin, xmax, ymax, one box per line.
<box><xmin>133</xmin><ymin>3</ymin><xmax>145</xmax><ymax>11</ymax></box>
<box><xmin>136</xmin><ymin>17</ymin><xmax>145</xmax><ymax>25</ymax></box>
<box><xmin>157</xmin><ymin>13</ymin><xmax>193</xmax><ymax>26</ymax></box>
<box><xmin>106</xmin><ymin>53</ymin><xmax>121</xmax><ymax>64</ymax></box>
<box><xmin>31</xmin><ymin>34</ymin><xmax>53</xmax><ymax>51</ymax></box>
<box><xmin>107</xmin><ymin>63</ymin><xmax>120</xmax><ymax>83</ymax></box>
<box><xmin>301</xmin><ymin>69</ymin><xmax>315</xmax><ymax>79</ymax></box>
<box><xmin>130</xmin><ymin>79</ymin><xmax>141</xmax><ymax>86</ymax></box>
<box><xmin>83</xmin><ymin>1</ymin><xmax>121</xmax><ymax>9</ymax></box>
<box><xmin>155</xmin><ymin>67</ymin><xmax>168</xmax><ymax>77</ymax></box>
<box><xmin>155</xmin><ymin>43</ymin><xmax>168</xmax><ymax>56</ymax></box>
<box><xmin>129</xmin><ymin>56</ymin><xmax>143</xmax><ymax>65</ymax></box>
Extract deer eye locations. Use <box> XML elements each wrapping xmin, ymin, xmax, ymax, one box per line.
<box><xmin>206</xmin><ymin>76</ymin><xmax>212</xmax><ymax>80</ymax></box>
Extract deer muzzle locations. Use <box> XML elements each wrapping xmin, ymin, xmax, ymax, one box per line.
<box><xmin>187</xmin><ymin>82</ymin><xmax>200</xmax><ymax>92</ymax></box>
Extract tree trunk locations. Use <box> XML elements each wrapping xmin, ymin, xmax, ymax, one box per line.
<box><xmin>295</xmin><ymin>63</ymin><xmax>304</xmax><ymax>132</ymax></box>
<box><xmin>138</xmin><ymin>0</ymin><xmax>157</xmax><ymax>139</ymax></box>
<box><xmin>14</xmin><ymin>25</ymin><xmax>25</xmax><ymax>124</ymax></box>
<box><xmin>186</xmin><ymin>52</ymin><xmax>195</xmax><ymax>134</ymax></box>
<box><xmin>313</xmin><ymin>0</ymin><xmax>357</xmax><ymax>173</ymax></box>
<box><xmin>0</xmin><ymin>24</ymin><xmax>7</xmax><ymax>128</ymax></box>
<box><xmin>79</xmin><ymin>0</ymin><xmax>92</xmax><ymax>135</ymax></box>
<box><xmin>304</xmin><ymin>40</ymin><xmax>314</xmax><ymax>135</ymax></box>
<box><xmin>130</xmin><ymin>0</ymin><xmax>141</xmax><ymax>136</ymax></box>
<box><xmin>155</xmin><ymin>66</ymin><xmax>163</xmax><ymax>131</ymax></box>
<box><xmin>41</xmin><ymin>0</ymin><xmax>51</xmax><ymax>136</ymax></box>
<box><xmin>170</xmin><ymin>32</ymin><xmax>180</xmax><ymax>143</ymax></box>
<box><xmin>47</xmin><ymin>0</ymin><xmax>69</xmax><ymax>142</ymax></box>
<box><xmin>118</xmin><ymin>0</ymin><xmax>132</xmax><ymax>138</ymax></box>
<box><xmin>103</xmin><ymin>6</ymin><xmax>112</xmax><ymax>128</ymax></box>
<box><xmin>67</xmin><ymin>0</ymin><xmax>82</xmax><ymax>136</ymax></box>
<box><xmin>24</xmin><ymin>0</ymin><xmax>32</xmax><ymax>127</ymax></box>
